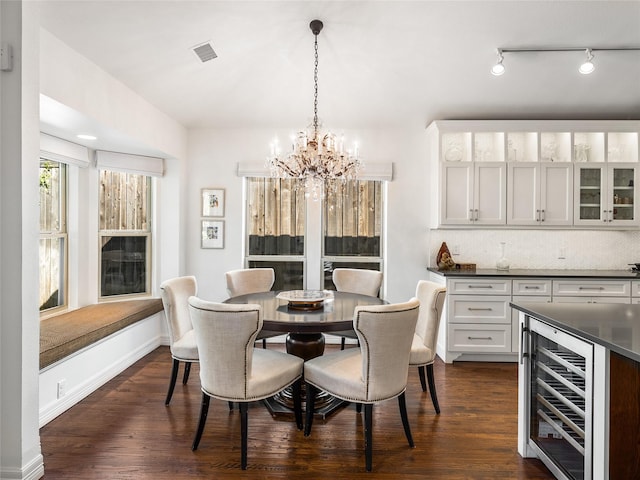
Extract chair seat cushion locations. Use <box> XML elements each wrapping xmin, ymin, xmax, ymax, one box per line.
<box><xmin>409</xmin><ymin>333</ymin><xmax>434</xmax><ymax>366</ymax></box>
<box><xmin>207</xmin><ymin>349</ymin><xmax>303</xmax><ymax>402</ymax></box>
<box><xmin>172</xmin><ymin>329</ymin><xmax>199</xmax><ymax>361</ymax></box>
<box><xmin>304</xmin><ymin>349</ymin><xmax>367</xmax><ymax>402</ymax></box>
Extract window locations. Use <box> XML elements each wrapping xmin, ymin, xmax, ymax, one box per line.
<box><xmin>245</xmin><ymin>178</ymin><xmax>384</xmax><ymax>290</ymax></box>
<box><xmin>39</xmin><ymin>160</ymin><xmax>67</xmax><ymax>312</ymax></box>
<box><xmin>246</xmin><ymin>177</ymin><xmax>305</xmax><ymax>290</ymax></box>
<box><xmin>99</xmin><ymin>170</ymin><xmax>151</xmax><ymax>298</ymax></box>
<box><xmin>323</xmin><ymin>180</ymin><xmax>383</xmax><ymax>289</ymax></box>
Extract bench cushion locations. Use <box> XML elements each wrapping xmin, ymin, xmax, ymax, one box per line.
<box><xmin>40</xmin><ymin>298</ymin><xmax>163</xmax><ymax>369</ymax></box>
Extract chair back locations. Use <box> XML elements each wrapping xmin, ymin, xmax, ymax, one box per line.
<box><xmin>225</xmin><ymin>268</ymin><xmax>275</xmax><ymax>297</ymax></box>
<box><xmin>188</xmin><ymin>297</ymin><xmax>262</xmax><ymax>400</ymax></box>
<box><xmin>415</xmin><ymin>280</ymin><xmax>446</xmax><ymax>362</ymax></box>
<box><xmin>353</xmin><ymin>298</ymin><xmax>420</xmax><ymax>402</ymax></box>
<box><xmin>333</xmin><ymin>268</ymin><xmax>383</xmax><ymax>297</ymax></box>
<box><xmin>160</xmin><ymin>276</ymin><xmax>197</xmax><ymax>349</ymax></box>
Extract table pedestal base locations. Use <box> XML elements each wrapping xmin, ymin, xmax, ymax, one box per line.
<box><xmin>263</xmin><ymin>332</ymin><xmax>348</xmax><ymax>419</ymax></box>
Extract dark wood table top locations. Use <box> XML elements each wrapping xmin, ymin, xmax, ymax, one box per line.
<box><xmin>224</xmin><ymin>290</ymin><xmax>384</xmax><ymax>334</ymax></box>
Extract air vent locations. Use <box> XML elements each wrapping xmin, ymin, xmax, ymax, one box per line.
<box><xmin>192</xmin><ymin>42</ymin><xmax>217</xmax><ymax>63</ymax></box>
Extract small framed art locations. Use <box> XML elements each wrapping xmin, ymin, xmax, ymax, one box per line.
<box><xmin>201</xmin><ymin>188</ymin><xmax>225</xmax><ymax>217</ymax></box>
<box><xmin>201</xmin><ymin>220</ymin><xmax>224</xmax><ymax>249</ymax></box>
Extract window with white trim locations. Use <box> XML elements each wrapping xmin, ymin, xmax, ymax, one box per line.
<box><xmin>245</xmin><ymin>178</ymin><xmax>384</xmax><ymax>291</ymax></box>
<box><xmin>39</xmin><ymin>159</ymin><xmax>68</xmax><ymax>312</ymax></box>
<box><xmin>98</xmin><ymin>170</ymin><xmax>151</xmax><ymax>298</ymax></box>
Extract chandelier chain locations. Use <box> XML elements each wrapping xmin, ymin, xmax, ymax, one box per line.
<box><xmin>313</xmin><ymin>32</ymin><xmax>319</xmax><ymax>139</ymax></box>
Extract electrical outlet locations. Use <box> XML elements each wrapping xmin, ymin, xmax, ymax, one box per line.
<box><xmin>451</xmin><ymin>244</ymin><xmax>460</xmax><ymax>256</ymax></box>
<box><xmin>57</xmin><ymin>379</ymin><xmax>67</xmax><ymax>399</ymax></box>
<box><xmin>558</xmin><ymin>247</ymin><xmax>566</xmax><ymax>259</ymax></box>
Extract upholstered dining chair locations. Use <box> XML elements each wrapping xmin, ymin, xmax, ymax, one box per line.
<box><xmin>225</xmin><ymin>267</ymin><xmax>280</xmax><ymax>348</ymax></box>
<box><xmin>159</xmin><ymin>275</ymin><xmax>199</xmax><ymax>406</ymax></box>
<box><xmin>188</xmin><ymin>297</ymin><xmax>304</xmax><ymax>470</ymax></box>
<box><xmin>410</xmin><ymin>280</ymin><xmax>446</xmax><ymax>414</ymax></box>
<box><xmin>331</xmin><ymin>268</ymin><xmax>383</xmax><ymax>349</ymax></box>
<box><xmin>304</xmin><ymin>298</ymin><xmax>420</xmax><ymax>472</ymax></box>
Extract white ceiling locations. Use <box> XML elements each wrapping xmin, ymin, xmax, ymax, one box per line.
<box><xmin>35</xmin><ymin>1</ymin><xmax>640</xmax><ymax>153</ymax></box>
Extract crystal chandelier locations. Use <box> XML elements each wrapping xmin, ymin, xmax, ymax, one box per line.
<box><xmin>267</xmin><ymin>20</ymin><xmax>362</xmax><ymax>200</ymax></box>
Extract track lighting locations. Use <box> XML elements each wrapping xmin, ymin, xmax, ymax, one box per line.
<box><xmin>490</xmin><ymin>46</ymin><xmax>640</xmax><ymax>76</ymax></box>
<box><xmin>491</xmin><ymin>49</ymin><xmax>505</xmax><ymax>76</ymax></box>
<box><xmin>578</xmin><ymin>49</ymin><xmax>595</xmax><ymax>74</ymax></box>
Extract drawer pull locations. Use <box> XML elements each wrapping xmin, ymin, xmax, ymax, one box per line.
<box><xmin>468</xmin><ymin>285</ymin><xmax>493</xmax><ymax>289</ymax></box>
<box><xmin>578</xmin><ymin>286</ymin><xmax>605</xmax><ymax>291</ymax></box>
<box><xmin>524</xmin><ymin>286</ymin><xmax>540</xmax><ymax>289</ymax></box>
<box><xmin>468</xmin><ymin>336</ymin><xmax>493</xmax><ymax>340</ymax></box>
<box><xmin>467</xmin><ymin>307</ymin><xmax>493</xmax><ymax>311</ymax></box>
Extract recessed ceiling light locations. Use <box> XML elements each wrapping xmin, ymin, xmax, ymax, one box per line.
<box><xmin>77</xmin><ymin>134</ymin><xmax>97</xmax><ymax>140</ymax></box>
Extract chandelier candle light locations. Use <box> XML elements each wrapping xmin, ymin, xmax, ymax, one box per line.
<box><xmin>267</xmin><ymin>19</ymin><xmax>362</xmax><ymax>200</ymax></box>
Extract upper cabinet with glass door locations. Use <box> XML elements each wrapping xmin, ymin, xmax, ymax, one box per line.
<box><xmin>427</xmin><ymin>120</ymin><xmax>640</xmax><ymax>229</ymax></box>
<box><xmin>574</xmin><ymin>131</ymin><xmax>639</xmax><ymax>227</ymax></box>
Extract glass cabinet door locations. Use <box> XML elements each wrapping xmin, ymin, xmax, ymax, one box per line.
<box><xmin>611</xmin><ymin>166</ymin><xmax>635</xmax><ymax>222</ymax></box>
<box><xmin>576</xmin><ymin>167</ymin><xmax>603</xmax><ymax>223</ymax></box>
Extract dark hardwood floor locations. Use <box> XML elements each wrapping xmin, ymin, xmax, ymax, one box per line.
<box><xmin>40</xmin><ymin>345</ymin><xmax>553</xmax><ymax>479</ymax></box>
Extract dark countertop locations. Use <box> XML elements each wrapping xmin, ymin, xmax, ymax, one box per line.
<box><xmin>511</xmin><ymin>302</ymin><xmax>640</xmax><ymax>363</ymax></box>
<box><xmin>428</xmin><ymin>267</ymin><xmax>640</xmax><ymax>279</ymax></box>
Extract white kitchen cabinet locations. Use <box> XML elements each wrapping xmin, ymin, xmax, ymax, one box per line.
<box><xmin>510</xmin><ymin>279</ymin><xmax>552</xmax><ymax>352</ymax></box>
<box><xmin>574</xmin><ymin>163</ymin><xmax>638</xmax><ymax>227</ymax></box>
<box><xmin>507</xmin><ymin>162</ymin><xmax>573</xmax><ymax>225</ymax></box>
<box><xmin>440</xmin><ymin>162</ymin><xmax>506</xmax><ymax>225</ymax></box>
<box><xmin>427</xmin><ymin>120</ymin><xmax>640</xmax><ymax>229</ymax></box>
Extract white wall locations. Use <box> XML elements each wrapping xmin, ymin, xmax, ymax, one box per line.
<box><xmin>186</xmin><ymin>126</ymin><xmax>431</xmax><ymax>303</ymax></box>
<box><xmin>0</xmin><ymin>2</ymin><xmax>44</xmax><ymax>478</ymax></box>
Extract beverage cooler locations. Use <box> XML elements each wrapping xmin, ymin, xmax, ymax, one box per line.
<box><xmin>517</xmin><ymin>313</ymin><xmax>608</xmax><ymax>480</ymax></box>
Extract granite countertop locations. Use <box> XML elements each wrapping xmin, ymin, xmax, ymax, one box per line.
<box><xmin>511</xmin><ymin>301</ymin><xmax>640</xmax><ymax>363</ymax></box>
<box><xmin>427</xmin><ymin>267</ymin><xmax>640</xmax><ymax>279</ymax></box>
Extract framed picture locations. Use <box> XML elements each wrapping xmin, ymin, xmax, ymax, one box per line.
<box><xmin>201</xmin><ymin>220</ymin><xmax>224</xmax><ymax>249</ymax></box>
<box><xmin>202</xmin><ymin>188</ymin><xmax>225</xmax><ymax>217</ymax></box>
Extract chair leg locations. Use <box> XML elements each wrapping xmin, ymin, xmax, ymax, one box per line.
<box><xmin>228</xmin><ymin>401</ymin><xmax>234</xmax><ymax>410</ymax></box>
<box><xmin>418</xmin><ymin>365</ymin><xmax>427</xmax><ymax>392</ymax></box>
<box><xmin>182</xmin><ymin>362</ymin><xmax>192</xmax><ymax>384</ymax></box>
<box><xmin>292</xmin><ymin>379</ymin><xmax>303</xmax><ymax>430</ymax></box>
<box><xmin>262</xmin><ymin>338</ymin><xmax>267</xmax><ymax>349</ymax></box>
<box><xmin>191</xmin><ymin>393</ymin><xmax>211</xmax><ymax>451</ymax></box>
<box><xmin>165</xmin><ymin>358</ymin><xmax>180</xmax><ymax>406</ymax></box>
<box><xmin>240</xmin><ymin>402</ymin><xmax>248</xmax><ymax>470</ymax></box>
<box><xmin>356</xmin><ymin>402</ymin><xmax>362</xmax><ymax>413</ymax></box>
<box><xmin>426</xmin><ymin>363</ymin><xmax>441</xmax><ymax>414</ymax></box>
<box><xmin>398</xmin><ymin>392</ymin><xmax>415</xmax><ymax>448</ymax></box>
<box><xmin>304</xmin><ymin>384</ymin><xmax>317</xmax><ymax>436</ymax></box>
<box><xmin>364</xmin><ymin>404</ymin><xmax>373</xmax><ymax>472</ymax></box>
<box><xmin>340</xmin><ymin>337</ymin><xmax>346</xmax><ymax>350</ymax></box>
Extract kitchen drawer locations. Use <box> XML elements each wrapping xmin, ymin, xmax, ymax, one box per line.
<box><xmin>512</xmin><ymin>279</ymin><xmax>552</xmax><ymax>296</ymax></box>
<box><xmin>552</xmin><ymin>296</ymin><xmax>630</xmax><ymax>304</ymax></box>
<box><xmin>448</xmin><ymin>323</ymin><xmax>511</xmax><ymax>352</ymax></box>
<box><xmin>448</xmin><ymin>278</ymin><xmax>511</xmax><ymax>295</ymax></box>
<box><xmin>633</xmin><ymin>280</ymin><xmax>640</xmax><ymax>297</ymax></box>
<box><xmin>552</xmin><ymin>279</ymin><xmax>630</xmax><ymax>297</ymax></box>
<box><xmin>448</xmin><ymin>295</ymin><xmax>511</xmax><ymax>324</ymax></box>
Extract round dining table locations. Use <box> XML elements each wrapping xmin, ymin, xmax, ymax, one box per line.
<box><xmin>224</xmin><ymin>290</ymin><xmax>385</xmax><ymax>417</ymax></box>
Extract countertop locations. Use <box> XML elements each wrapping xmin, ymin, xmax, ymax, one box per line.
<box><xmin>427</xmin><ymin>267</ymin><xmax>640</xmax><ymax>279</ymax></box>
<box><xmin>511</xmin><ymin>302</ymin><xmax>640</xmax><ymax>363</ymax></box>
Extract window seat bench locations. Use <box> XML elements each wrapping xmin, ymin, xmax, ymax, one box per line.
<box><xmin>40</xmin><ymin>298</ymin><xmax>164</xmax><ymax>370</ymax></box>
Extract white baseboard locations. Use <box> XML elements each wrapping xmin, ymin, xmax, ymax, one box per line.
<box><xmin>0</xmin><ymin>453</ymin><xmax>44</xmax><ymax>480</ymax></box>
<box><xmin>39</xmin><ymin>313</ymin><xmax>164</xmax><ymax>427</ymax></box>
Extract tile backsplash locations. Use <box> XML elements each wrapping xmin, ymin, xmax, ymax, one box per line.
<box><xmin>429</xmin><ymin>229</ymin><xmax>640</xmax><ymax>270</ymax></box>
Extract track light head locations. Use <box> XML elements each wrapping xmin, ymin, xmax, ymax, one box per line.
<box><xmin>491</xmin><ymin>49</ymin><xmax>505</xmax><ymax>76</ymax></box>
<box><xmin>579</xmin><ymin>48</ymin><xmax>595</xmax><ymax>74</ymax></box>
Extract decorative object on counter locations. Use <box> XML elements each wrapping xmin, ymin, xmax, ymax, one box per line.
<box><xmin>455</xmin><ymin>263</ymin><xmax>476</xmax><ymax>271</ymax></box>
<box><xmin>496</xmin><ymin>242</ymin><xmax>510</xmax><ymax>271</ymax></box>
<box><xmin>436</xmin><ymin>242</ymin><xmax>456</xmax><ymax>270</ymax></box>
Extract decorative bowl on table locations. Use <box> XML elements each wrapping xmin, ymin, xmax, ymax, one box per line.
<box><xmin>276</xmin><ymin>290</ymin><xmax>331</xmax><ymax>311</ymax></box>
